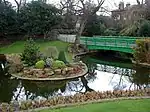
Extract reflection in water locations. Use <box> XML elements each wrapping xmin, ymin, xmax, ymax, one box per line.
<box><xmin>0</xmin><ymin>76</ymin><xmax>19</xmax><ymax>102</ymax></box>
<box><xmin>129</xmin><ymin>66</ymin><xmax>150</xmax><ymax>89</ymax></box>
<box><xmin>0</xmin><ymin>54</ymin><xmax>149</xmax><ymax>103</ymax></box>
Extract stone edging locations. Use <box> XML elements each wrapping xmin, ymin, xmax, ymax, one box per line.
<box><xmin>11</xmin><ymin>63</ymin><xmax>88</xmax><ymax>81</ymax></box>
<box><xmin>132</xmin><ymin>60</ymin><xmax>150</xmax><ymax>68</ymax></box>
<box><xmin>21</xmin><ymin>96</ymin><xmax>150</xmax><ymax>112</ymax></box>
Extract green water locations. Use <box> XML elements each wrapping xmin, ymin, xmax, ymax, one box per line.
<box><xmin>0</xmin><ymin>53</ymin><xmax>149</xmax><ymax>103</ymax></box>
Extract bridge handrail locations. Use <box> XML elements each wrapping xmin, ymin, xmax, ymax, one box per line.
<box><xmin>81</xmin><ymin>36</ymin><xmax>145</xmax><ymax>39</ymax></box>
<box><xmin>80</xmin><ymin>37</ymin><xmax>137</xmax><ymax>40</ymax></box>
<box><xmin>80</xmin><ymin>37</ymin><xmax>137</xmax><ymax>54</ymax></box>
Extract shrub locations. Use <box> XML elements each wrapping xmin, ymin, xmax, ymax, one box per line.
<box><xmin>21</xmin><ymin>38</ymin><xmax>41</xmax><ymax>66</ymax></box>
<box><xmin>133</xmin><ymin>39</ymin><xmax>150</xmax><ymax>63</ymax></box>
<box><xmin>58</xmin><ymin>51</ymin><xmax>68</xmax><ymax>64</ymax></box>
<box><xmin>43</xmin><ymin>46</ymin><xmax>58</xmax><ymax>59</ymax></box>
<box><xmin>45</xmin><ymin>58</ymin><xmax>53</xmax><ymax>67</ymax></box>
<box><xmin>137</xmin><ymin>20</ymin><xmax>150</xmax><ymax>37</ymax></box>
<box><xmin>104</xmin><ymin>28</ymin><xmax>117</xmax><ymax>36</ymax></box>
<box><xmin>52</xmin><ymin>60</ymin><xmax>66</xmax><ymax>69</ymax></box>
<box><xmin>35</xmin><ymin>60</ymin><xmax>45</xmax><ymax>69</ymax></box>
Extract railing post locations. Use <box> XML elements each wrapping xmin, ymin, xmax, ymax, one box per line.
<box><xmin>94</xmin><ymin>38</ymin><xmax>96</xmax><ymax>46</ymax></box>
<box><xmin>126</xmin><ymin>39</ymin><xmax>129</xmax><ymax>47</ymax></box>
<box><xmin>104</xmin><ymin>39</ymin><xmax>106</xmax><ymax>46</ymax></box>
<box><xmin>115</xmin><ymin>39</ymin><xmax>117</xmax><ymax>47</ymax></box>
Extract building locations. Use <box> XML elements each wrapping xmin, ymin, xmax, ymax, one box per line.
<box><xmin>111</xmin><ymin>2</ymin><xmax>146</xmax><ymax>26</ymax></box>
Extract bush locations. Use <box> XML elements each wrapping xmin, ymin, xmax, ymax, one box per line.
<box><xmin>52</xmin><ymin>60</ymin><xmax>66</xmax><ymax>69</ymax></box>
<box><xmin>120</xmin><ymin>19</ymin><xmax>150</xmax><ymax>37</ymax></box>
<box><xmin>43</xmin><ymin>46</ymin><xmax>58</xmax><ymax>59</ymax></box>
<box><xmin>21</xmin><ymin>38</ymin><xmax>41</xmax><ymax>66</ymax></box>
<box><xmin>58</xmin><ymin>51</ymin><xmax>68</xmax><ymax>64</ymax></box>
<box><xmin>104</xmin><ymin>28</ymin><xmax>118</xmax><ymax>36</ymax></box>
<box><xmin>45</xmin><ymin>58</ymin><xmax>53</xmax><ymax>67</ymax></box>
<box><xmin>133</xmin><ymin>39</ymin><xmax>150</xmax><ymax>63</ymax></box>
<box><xmin>137</xmin><ymin>20</ymin><xmax>150</xmax><ymax>37</ymax></box>
<box><xmin>35</xmin><ymin>60</ymin><xmax>45</xmax><ymax>69</ymax></box>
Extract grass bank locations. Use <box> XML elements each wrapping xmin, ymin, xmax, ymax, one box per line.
<box><xmin>40</xmin><ymin>99</ymin><xmax>150</xmax><ymax>112</ymax></box>
<box><xmin>0</xmin><ymin>41</ymin><xmax>73</xmax><ymax>62</ymax></box>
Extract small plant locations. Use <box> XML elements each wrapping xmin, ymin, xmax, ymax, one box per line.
<box><xmin>52</xmin><ymin>60</ymin><xmax>66</xmax><ymax>69</ymax></box>
<box><xmin>35</xmin><ymin>60</ymin><xmax>46</xmax><ymax>69</ymax></box>
<box><xmin>21</xmin><ymin>38</ymin><xmax>41</xmax><ymax>66</ymax></box>
<box><xmin>45</xmin><ymin>58</ymin><xmax>53</xmax><ymax>67</ymax></box>
<box><xmin>43</xmin><ymin>46</ymin><xmax>59</xmax><ymax>59</ymax></box>
<box><xmin>58</xmin><ymin>51</ymin><xmax>68</xmax><ymax>64</ymax></box>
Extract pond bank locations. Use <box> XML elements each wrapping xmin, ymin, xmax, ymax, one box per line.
<box><xmin>132</xmin><ymin>60</ymin><xmax>150</xmax><ymax>68</ymax></box>
<box><xmin>1</xmin><ymin>88</ymin><xmax>149</xmax><ymax>111</ymax></box>
<box><xmin>30</xmin><ymin>96</ymin><xmax>150</xmax><ymax>112</ymax></box>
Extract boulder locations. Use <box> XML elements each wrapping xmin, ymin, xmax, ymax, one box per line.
<box><xmin>54</xmin><ymin>69</ymin><xmax>62</xmax><ymax>75</ymax></box>
<box><xmin>6</xmin><ymin>54</ymin><xmax>23</xmax><ymax>74</ymax></box>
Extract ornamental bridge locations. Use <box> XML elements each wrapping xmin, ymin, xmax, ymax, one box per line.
<box><xmin>80</xmin><ymin>36</ymin><xmax>141</xmax><ymax>53</ymax></box>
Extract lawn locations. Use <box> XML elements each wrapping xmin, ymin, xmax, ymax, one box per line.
<box><xmin>0</xmin><ymin>40</ymin><xmax>73</xmax><ymax>62</ymax></box>
<box><xmin>40</xmin><ymin>99</ymin><xmax>150</xmax><ymax>112</ymax></box>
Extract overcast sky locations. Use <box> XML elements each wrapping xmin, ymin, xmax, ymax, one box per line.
<box><xmin>9</xmin><ymin>0</ymin><xmax>137</xmax><ymax>11</ymax></box>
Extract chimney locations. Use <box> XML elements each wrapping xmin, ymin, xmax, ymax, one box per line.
<box><xmin>126</xmin><ymin>3</ymin><xmax>130</xmax><ymax>9</ymax></box>
<box><xmin>119</xmin><ymin>2</ymin><xmax>124</xmax><ymax>10</ymax></box>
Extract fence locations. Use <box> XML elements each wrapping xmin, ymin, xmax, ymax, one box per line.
<box><xmin>57</xmin><ymin>34</ymin><xmax>76</xmax><ymax>43</ymax></box>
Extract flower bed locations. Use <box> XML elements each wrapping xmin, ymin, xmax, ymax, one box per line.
<box><xmin>0</xmin><ymin>89</ymin><xmax>150</xmax><ymax>111</ymax></box>
<box><xmin>11</xmin><ymin>62</ymin><xmax>88</xmax><ymax>81</ymax></box>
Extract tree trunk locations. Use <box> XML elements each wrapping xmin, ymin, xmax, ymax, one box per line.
<box><xmin>74</xmin><ymin>19</ymin><xmax>87</xmax><ymax>46</ymax></box>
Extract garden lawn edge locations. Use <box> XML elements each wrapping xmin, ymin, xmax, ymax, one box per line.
<box><xmin>21</xmin><ymin>96</ymin><xmax>150</xmax><ymax>112</ymax></box>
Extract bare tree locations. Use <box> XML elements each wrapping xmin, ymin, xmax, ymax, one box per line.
<box><xmin>145</xmin><ymin>0</ymin><xmax>150</xmax><ymax>20</ymax></box>
<box><xmin>136</xmin><ymin>0</ymin><xmax>145</xmax><ymax>5</ymax></box>
<box><xmin>14</xmin><ymin>0</ymin><xmax>26</xmax><ymax>13</ymax></box>
<box><xmin>60</xmin><ymin>0</ymin><xmax>105</xmax><ymax>48</ymax></box>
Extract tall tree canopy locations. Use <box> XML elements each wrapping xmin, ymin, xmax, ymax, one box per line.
<box><xmin>19</xmin><ymin>1</ymin><xmax>62</xmax><ymax>36</ymax></box>
<box><xmin>0</xmin><ymin>0</ymin><xmax>17</xmax><ymax>36</ymax></box>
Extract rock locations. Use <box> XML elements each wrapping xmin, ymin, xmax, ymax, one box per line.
<box><xmin>32</xmin><ymin>68</ymin><xmax>41</xmax><ymax>74</ymax></box>
<box><xmin>67</xmin><ymin>67</ymin><xmax>74</xmax><ymax>71</ymax></box>
<box><xmin>44</xmin><ymin>68</ymin><xmax>51</xmax><ymax>73</ymax></box>
<box><xmin>61</xmin><ymin>69</ymin><xmax>66</xmax><ymax>75</ymax></box>
<box><xmin>23</xmin><ymin>70</ymin><xmax>31</xmax><ymax>75</ymax></box>
<box><xmin>37</xmin><ymin>70</ymin><xmax>45</xmax><ymax>75</ymax></box>
<box><xmin>54</xmin><ymin>69</ymin><xmax>62</xmax><ymax>75</ymax></box>
<box><xmin>6</xmin><ymin>54</ymin><xmax>23</xmax><ymax>74</ymax></box>
<box><xmin>38</xmin><ymin>74</ymin><xmax>48</xmax><ymax>78</ymax></box>
<box><xmin>46</xmin><ymin>71</ymin><xmax>54</xmax><ymax>76</ymax></box>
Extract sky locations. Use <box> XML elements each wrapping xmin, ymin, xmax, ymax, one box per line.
<box><xmin>9</xmin><ymin>0</ymin><xmax>137</xmax><ymax>12</ymax></box>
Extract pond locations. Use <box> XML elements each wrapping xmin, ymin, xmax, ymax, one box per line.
<box><xmin>0</xmin><ymin>52</ymin><xmax>150</xmax><ymax>103</ymax></box>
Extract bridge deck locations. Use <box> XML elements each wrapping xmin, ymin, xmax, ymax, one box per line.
<box><xmin>80</xmin><ymin>36</ymin><xmax>138</xmax><ymax>53</ymax></box>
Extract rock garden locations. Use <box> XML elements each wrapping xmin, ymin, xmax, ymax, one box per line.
<box><xmin>6</xmin><ymin>38</ymin><xmax>87</xmax><ymax>80</ymax></box>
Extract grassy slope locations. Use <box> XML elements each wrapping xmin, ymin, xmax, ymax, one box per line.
<box><xmin>0</xmin><ymin>41</ymin><xmax>73</xmax><ymax>62</ymax></box>
<box><xmin>40</xmin><ymin>99</ymin><xmax>150</xmax><ymax>112</ymax></box>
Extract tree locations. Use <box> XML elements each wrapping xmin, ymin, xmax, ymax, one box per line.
<box><xmin>75</xmin><ymin>0</ymin><xmax>105</xmax><ymax>46</ymax></box>
<box><xmin>83</xmin><ymin>14</ymin><xmax>106</xmax><ymax>36</ymax></box>
<box><xmin>60</xmin><ymin>0</ymin><xmax>105</xmax><ymax>47</ymax></box>
<box><xmin>0</xmin><ymin>0</ymin><xmax>17</xmax><ymax>37</ymax></box>
<box><xmin>145</xmin><ymin>0</ymin><xmax>150</xmax><ymax>20</ymax></box>
<box><xmin>120</xmin><ymin>19</ymin><xmax>150</xmax><ymax>36</ymax></box>
<box><xmin>137</xmin><ymin>20</ymin><xmax>150</xmax><ymax>36</ymax></box>
<box><xmin>19</xmin><ymin>1</ymin><xmax>62</xmax><ymax>37</ymax></box>
<box><xmin>13</xmin><ymin>0</ymin><xmax>25</xmax><ymax>13</ymax></box>
<box><xmin>60</xmin><ymin>0</ymin><xmax>77</xmax><ymax>29</ymax></box>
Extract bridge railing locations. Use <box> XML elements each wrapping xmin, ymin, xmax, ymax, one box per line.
<box><xmin>80</xmin><ymin>37</ymin><xmax>137</xmax><ymax>48</ymax></box>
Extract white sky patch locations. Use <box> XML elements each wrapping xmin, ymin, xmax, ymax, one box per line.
<box><xmin>87</xmin><ymin>70</ymin><xmax>135</xmax><ymax>91</ymax></box>
<box><xmin>9</xmin><ymin>0</ymin><xmax>137</xmax><ymax>10</ymax></box>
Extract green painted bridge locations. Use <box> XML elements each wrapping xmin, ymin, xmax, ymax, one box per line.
<box><xmin>80</xmin><ymin>36</ymin><xmax>139</xmax><ymax>53</ymax></box>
